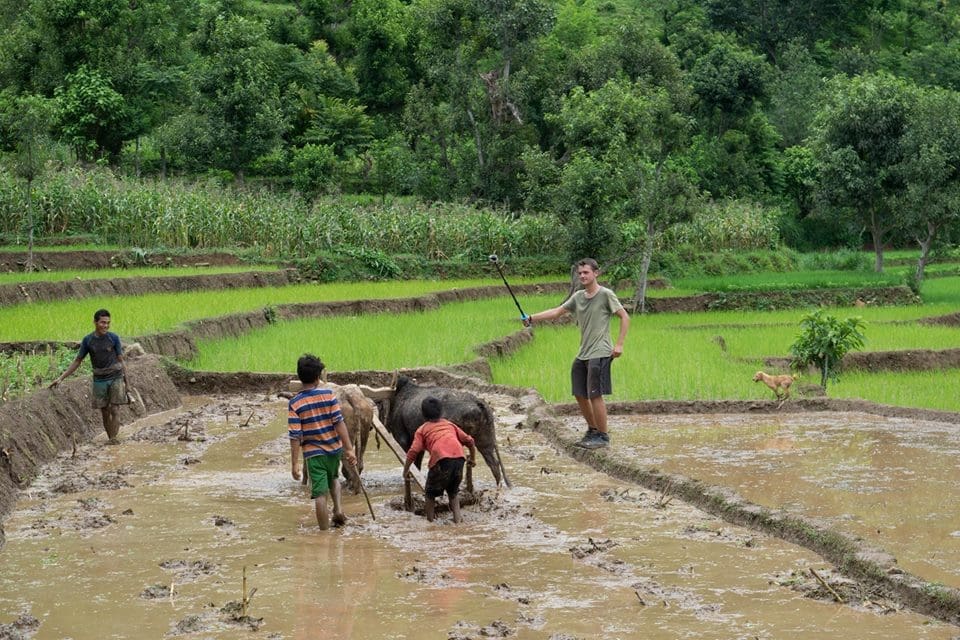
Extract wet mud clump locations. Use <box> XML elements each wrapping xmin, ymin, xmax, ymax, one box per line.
<box><xmin>773</xmin><ymin>567</ymin><xmax>902</xmax><ymax>615</ymax></box>
<box><xmin>169</xmin><ymin>602</ymin><xmax>265</xmax><ymax>636</ymax></box>
<box><xmin>140</xmin><ymin>584</ymin><xmax>171</xmax><ymax>599</ymax></box>
<box><xmin>52</xmin><ymin>467</ymin><xmax>133</xmax><ymax>494</ymax></box>
<box><xmin>0</xmin><ymin>614</ymin><xmax>40</xmax><ymax>640</ymax></box>
<box><xmin>448</xmin><ymin>619</ymin><xmax>514</xmax><ymax>639</ymax></box>
<box><xmin>159</xmin><ymin>559</ymin><xmax>219</xmax><ymax>583</ymax></box>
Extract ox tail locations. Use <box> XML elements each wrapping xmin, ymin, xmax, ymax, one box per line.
<box><xmin>493</xmin><ymin>438</ymin><xmax>511</xmax><ymax>488</ymax></box>
<box><xmin>479</xmin><ymin>399</ymin><xmax>511</xmax><ymax>489</ymax></box>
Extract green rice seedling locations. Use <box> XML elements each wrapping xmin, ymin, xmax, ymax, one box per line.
<box><xmin>831</xmin><ymin>369</ymin><xmax>960</xmax><ymax>413</ymax></box>
<box><xmin>918</xmin><ymin>277</ymin><xmax>960</xmax><ymax>305</ymax></box>
<box><xmin>0</xmin><ymin>265</ymin><xmax>280</xmax><ymax>285</ymax></box>
<box><xmin>0</xmin><ymin>277</ymin><xmax>556</xmax><ymax>342</ymax></box>
<box><xmin>672</xmin><ymin>270</ymin><xmax>901</xmax><ymax>293</ymax></box>
<box><xmin>188</xmin><ymin>298</ymin><xmax>526</xmax><ymax>372</ymax></box>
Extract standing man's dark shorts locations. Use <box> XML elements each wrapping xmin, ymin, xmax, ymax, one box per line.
<box><xmin>424</xmin><ymin>457</ymin><xmax>466</xmax><ymax>499</ymax></box>
<box><xmin>571</xmin><ymin>357</ymin><xmax>613</xmax><ymax>398</ymax></box>
<box><xmin>91</xmin><ymin>376</ymin><xmax>127</xmax><ymax>409</ymax></box>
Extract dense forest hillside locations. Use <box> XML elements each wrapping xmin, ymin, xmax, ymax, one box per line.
<box><xmin>1</xmin><ymin>0</ymin><xmax>959</xmax><ymax>273</ymax></box>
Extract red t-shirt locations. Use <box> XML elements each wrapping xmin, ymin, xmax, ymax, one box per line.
<box><xmin>406</xmin><ymin>418</ymin><xmax>475</xmax><ymax>468</ymax></box>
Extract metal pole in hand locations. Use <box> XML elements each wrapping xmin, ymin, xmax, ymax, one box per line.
<box><xmin>488</xmin><ymin>254</ymin><xmax>528</xmax><ymax>320</ymax></box>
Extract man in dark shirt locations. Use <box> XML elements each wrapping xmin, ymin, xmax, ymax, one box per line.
<box><xmin>51</xmin><ymin>308</ymin><xmax>127</xmax><ymax>444</ymax></box>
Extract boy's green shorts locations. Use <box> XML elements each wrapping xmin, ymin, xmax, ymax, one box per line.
<box><xmin>306</xmin><ymin>453</ymin><xmax>342</xmax><ymax>499</ymax></box>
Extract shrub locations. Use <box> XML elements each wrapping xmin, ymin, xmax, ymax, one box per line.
<box><xmin>664</xmin><ymin>199</ymin><xmax>784</xmax><ymax>251</ymax></box>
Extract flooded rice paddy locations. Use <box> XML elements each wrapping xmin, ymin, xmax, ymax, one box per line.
<box><xmin>606</xmin><ymin>411</ymin><xmax>960</xmax><ymax>590</ymax></box>
<box><xmin>0</xmin><ymin>393</ymin><xmax>957</xmax><ymax>638</ymax></box>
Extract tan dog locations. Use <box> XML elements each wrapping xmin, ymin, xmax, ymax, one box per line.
<box><xmin>753</xmin><ymin>371</ymin><xmax>795</xmax><ymax>407</ymax></box>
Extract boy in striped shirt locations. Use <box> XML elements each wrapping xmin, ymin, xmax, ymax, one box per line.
<box><xmin>288</xmin><ymin>354</ymin><xmax>357</xmax><ymax>530</ymax></box>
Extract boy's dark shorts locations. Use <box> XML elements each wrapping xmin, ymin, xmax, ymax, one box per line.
<box><xmin>425</xmin><ymin>457</ymin><xmax>466</xmax><ymax>499</ymax></box>
<box><xmin>306</xmin><ymin>453</ymin><xmax>342</xmax><ymax>499</ymax></box>
<box><xmin>571</xmin><ymin>357</ymin><xmax>612</xmax><ymax>398</ymax></box>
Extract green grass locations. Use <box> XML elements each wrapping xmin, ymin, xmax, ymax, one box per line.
<box><xmin>0</xmin><ymin>276</ymin><xmax>554</xmax><ymax>341</ymax></box>
<box><xmin>6</xmin><ymin>268</ymin><xmax>959</xmax><ymax>413</ymax></box>
<box><xmin>830</xmin><ymin>369</ymin><xmax>960</xmax><ymax>413</ymax></box>
<box><xmin>0</xmin><ymin>264</ymin><xmax>279</xmax><ymax>285</ymax></box>
<box><xmin>187</xmin><ymin>298</ymin><xmax>523</xmax><ymax>372</ymax></box>
<box><xmin>0</xmin><ymin>347</ymin><xmax>81</xmax><ymax>399</ymax></box>
<box><xmin>182</xmin><ymin>275</ymin><xmax>960</xmax><ymax>413</ymax></box>
<box><xmin>670</xmin><ymin>269</ymin><xmax>902</xmax><ymax>294</ymax></box>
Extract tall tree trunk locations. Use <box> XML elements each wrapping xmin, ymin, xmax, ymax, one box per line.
<box><xmin>25</xmin><ymin>178</ymin><xmax>35</xmax><ymax>273</ymax></box>
<box><xmin>633</xmin><ymin>221</ymin><xmax>656</xmax><ymax>313</ymax></box>
<box><xmin>160</xmin><ymin>145</ymin><xmax>167</xmax><ymax>180</ymax></box>
<box><xmin>915</xmin><ymin>220</ymin><xmax>938</xmax><ymax>284</ymax></box>
<box><xmin>466</xmin><ymin>108</ymin><xmax>484</xmax><ymax>169</ymax></box>
<box><xmin>870</xmin><ymin>210</ymin><xmax>884</xmax><ymax>273</ymax></box>
<box><xmin>821</xmin><ymin>357</ymin><xmax>830</xmax><ymax>390</ymax></box>
<box><xmin>135</xmin><ymin>136</ymin><xmax>141</xmax><ymax>178</ymax></box>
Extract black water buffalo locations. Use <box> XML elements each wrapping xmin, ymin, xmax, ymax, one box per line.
<box><xmin>383</xmin><ymin>376</ymin><xmax>509</xmax><ymax>491</ymax></box>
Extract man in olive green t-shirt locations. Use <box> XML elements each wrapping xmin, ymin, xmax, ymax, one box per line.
<box><xmin>523</xmin><ymin>258</ymin><xmax>630</xmax><ymax>449</ymax></box>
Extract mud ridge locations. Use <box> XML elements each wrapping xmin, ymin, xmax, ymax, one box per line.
<box><xmin>561</xmin><ymin>398</ymin><xmax>960</xmax><ymax>426</ymax></box>
<box><xmin>0</xmin><ymin>355</ymin><xmax>181</xmax><ymax>534</ymax></box>
<box><xmin>646</xmin><ymin>285</ymin><xmax>918</xmax><ymax>312</ymax></box>
<box><xmin>763</xmin><ymin>348</ymin><xmax>960</xmax><ymax>373</ymax></box>
<box><xmin>0</xmin><ymin>250</ymin><xmax>244</xmax><ymax>271</ymax></box>
<box><xmin>0</xmin><ymin>269</ymin><xmax>299</xmax><ymax>307</ymax></box>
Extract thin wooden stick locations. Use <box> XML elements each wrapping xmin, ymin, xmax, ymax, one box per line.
<box><xmin>347</xmin><ymin>461</ymin><xmax>376</xmax><ymax>521</ymax></box>
<box><xmin>242</xmin><ymin>566</ymin><xmax>248</xmax><ymax>617</ymax></box>
<box><xmin>810</xmin><ymin>568</ymin><xmax>844</xmax><ymax>603</ymax></box>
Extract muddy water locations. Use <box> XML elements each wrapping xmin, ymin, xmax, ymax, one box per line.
<box><xmin>605</xmin><ymin>411</ymin><xmax>960</xmax><ymax>589</ymax></box>
<box><xmin>0</xmin><ymin>396</ymin><xmax>956</xmax><ymax>639</ymax></box>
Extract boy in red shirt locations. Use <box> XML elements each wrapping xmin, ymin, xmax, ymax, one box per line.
<box><xmin>402</xmin><ymin>396</ymin><xmax>477</xmax><ymax>523</ymax></box>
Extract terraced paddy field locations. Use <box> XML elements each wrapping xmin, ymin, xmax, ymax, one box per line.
<box><xmin>1</xmin><ymin>266</ymin><xmax>959</xmax><ymax>637</ymax></box>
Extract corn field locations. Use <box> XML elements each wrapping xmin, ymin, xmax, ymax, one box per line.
<box><xmin>0</xmin><ymin>167</ymin><xmax>567</xmax><ymax>260</ymax></box>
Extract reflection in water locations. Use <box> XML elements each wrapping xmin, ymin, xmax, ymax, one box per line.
<box><xmin>0</xmin><ymin>397</ymin><xmax>955</xmax><ymax>638</ymax></box>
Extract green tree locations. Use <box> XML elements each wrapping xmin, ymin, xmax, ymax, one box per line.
<box><xmin>790</xmin><ymin>310</ymin><xmax>866</xmax><ymax>390</ymax></box>
<box><xmin>290</xmin><ymin>143</ymin><xmax>338</xmax><ymax>200</ymax></box>
<box><xmin>769</xmin><ymin>41</ymin><xmax>826</xmax><ymax>147</ymax></box>
<box><xmin>411</xmin><ymin>0</ymin><xmax>554</xmax><ymax>204</ymax></box>
<box><xmin>365</xmin><ymin>133</ymin><xmax>414</xmax><ymax>202</ymax></box>
<box><xmin>54</xmin><ymin>65</ymin><xmax>128</xmax><ymax>161</ymax></box>
<box><xmin>812</xmin><ymin>72</ymin><xmax>917</xmax><ymax>271</ymax></box>
<box><xmin>690</xmin><ymin>39</ymin><xmax>770</xmax><ymax>135</ymax></box>
<box><xmin>0</xmin><ymin>92</ymin><xmax>56</xmax><ymax>270</ymax></box>
<box><xmin>703</xmin><ymin>0</ymin><xmax>876</xmax><ymax>61</ymax></box>
<box><xmin>898</xmin><ymin>85</ymin><xmax>960</xmax><ymax>284</ymax></box>
<box><xmin>525</xmin><ymin>75</ymin><xmax>698</xmax><ymax>282</ymax></box>
<box><xmin>0</xmin><ymin>0</ymin><xmax>194</xmax><ymax>163</ymax></box>
<box><xmin>189</xmin><ymin>9</ymin><xmax>288</xmax><ymax>182</ymax></box>
<box><xmin>348</xmin><ymin>0</ymin><xmax>412</xmax><ymax>113</ymax></box>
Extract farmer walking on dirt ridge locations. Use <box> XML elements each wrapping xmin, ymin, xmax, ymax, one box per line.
<box><xmin>522</xmin><ymin>258</ymin><xmax>629</xmax><ymax>449</ymax></box>
<box><xmin>50</xmin><ymin>308</ymin><xmax>128</xmax><ymax>445</ymax></box>
<box><xmin>288</xmin><ymin>353</ymin><xmax>358</xmax><ymax>530</ymax></box>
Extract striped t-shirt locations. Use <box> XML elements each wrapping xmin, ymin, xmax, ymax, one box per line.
<box><xmin>288</xmin><ymin>387</ymin><xmax>345</xmax><ymax>458</ymax></box>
